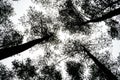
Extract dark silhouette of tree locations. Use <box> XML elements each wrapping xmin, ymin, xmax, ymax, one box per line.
<box><xmin>0</xmin><ymin>0</ymin><xmax>23</xmax><ymax>49</ymax></box>
<box><xmin>59</xmin><ymin>0</ymin><xmax>120</xmax><ymax>34</ymax></box>
<box><xmin>102</xmin><ymin>0</ymin><xmax>120</xmax><ymax>11</ymax></box>
<box><xmin>12</xmin><ymin>58</ymin><xmax>38</xmax><ymax>80</ymax></box>
<box><xmin>20</xmin><ymin>7</ymin><xmax>59</xmax><ymax>44</ymax></box>
<box><xmin>90</xmin><ymin>64</ymin><xmax>107</xmax><ymax>80</ymax></box>
<box><xmin>89</xmin><ymin>51</ymin><xmax>120</xmax><ymax>80</ymax></box>
<box><xmin>59</xmin><ymin>0</ymin><xmax>90</xmax><ymax>33</ymax></box>
<box><xmin>63</xmin><ymin>40</ymin><xmax>86</xmax><ymax>57</ymax></box>
<box><xmin>0</xmin><ymin>63</ymin><xmax>14</xmax><ymax>80</ymax></box>
<box><xmin>106</xmin><ymin>19</ymin><xmax>119</xmax><ymax>39</ymax></box>
<box><xmin>41</xmin><ymin>65</ymin><xmax>62</xmax><ymax>80</ymax></box>
<box><xmin>0</xmin><ymin>4</ymin><xmax>57</xmax><ymax>60</ymax></box>
<box><xmin>0</xmin><ymin>0</ymin><xmax>13</xmax><ymax>24</ymax></box>
<box><xmin>59</xmin><ymin>0</ymin><xmax>120</xmax><ymax>32</ymax></box>
<box><xmin>81</xmin><ymin>0</ymin><xmax>120</xmax><ymax>19</ymax></box>
<box><xmin>0</xmin><ymin>34</ymin><xmax>52</xmax><ymax>60</ymax></box>
<box><xmin>0</xmin><ymin>0</ymin><xmax>120</xmax><ymax>79</ymax></box>
<box><xmin>22</xmin><ymin>7</ymin><xmax>52</xmax><ymax>38</ymax></box>
<box><xmin>0</xmin><ymin>0</ymin><xmax>24</xmax><ymax>59</ymax></box>
<box><xmin>66</xmin><ymin>61</ymin><xmax>84</xmax><ymax>80</ymax></box>
<box><xmin>80</xmin><ymin>7</ymin><xmax>120</xmax><ymax>25</ymax></box>
<box><xmin>81</xmin><ymin>45</ymin><xmax>118</xmax><ymax>80</ymax></box>
<box><xmin>0</xmin><ymin>0</ymin><xmax>119</xmax><ymax>60</ymax></box>
<box><xmin>63</xmin><ymin>39</ymin><xmax>118</xmax><ymax>80</ymax></box>
<box><xmin>2</xmin><ymin>30</ymin><xmax>23</xmax><ymax>48</ymax></box>
<box><xmin>110</xmin><ymin>27</ymin><xmax>118</xmax><ymax>39</ymax></box>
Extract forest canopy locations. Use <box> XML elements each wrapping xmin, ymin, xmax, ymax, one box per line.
<box><xmin>0</xmin><ymin>0</ymin><xmax>120</xmax><ymax>80</ymax></box>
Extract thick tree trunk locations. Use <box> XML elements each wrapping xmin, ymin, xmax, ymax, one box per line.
<box><xmin>80</xmin><ymin>7</ymin><xmax>120</xmax><ymax>25</ymax></box>
<box><xmin>0</xmin><ymin>34</ymin><xmax>52</xmax><ymax>60</ymax></box>
<box><xmin>81</xmin><ymin>45</ymin><xmax>118</xmax><ymax>80</ymax></box>
<box><xmin>66</xmin><ymin>0</ymin><xmax>118</xmax><ymax>79</ymax></box>
<box><xmin>66</xmin><ymin>0</ymin><xmax>120</xmax><ymax>26</ymax></box>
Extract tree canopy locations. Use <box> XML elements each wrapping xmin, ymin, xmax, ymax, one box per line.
<box><xmin>0</xmin><ymin>0</ymin><xmax>120</xmax><ymax>80</ymax></box>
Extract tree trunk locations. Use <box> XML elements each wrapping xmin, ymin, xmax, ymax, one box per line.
<box><xmin>66</xmin><ymin>0</ymin><xmax>120</xmax><ymax>26</ymax></box>
<box><xmin>0</xmin><ymin>34</ymin><xmax>52</xmax><ymax>60</ymax></box>
<box><xmin>66</xmin><ymin>0</ymin><xmax>118</xmax><ymax>79</ymax></box>
<box><xmin>80</xmin><ymin>7</ymin><xmax>120</xmax><ymax>25</ymax></box>
<box><xmin>81</xmin><ymin>45</ymin><xmax>118</xmax><ymax>80</ymax></box>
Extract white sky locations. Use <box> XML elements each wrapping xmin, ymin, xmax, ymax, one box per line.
<box><xmin>0</xmin><ymin>0</ymin><xmax>120</xmax><ymax>69</ymax></box>
<box><xmin>112</xmin><ymin>39</ymin><xmax>120</xmax><ymax>59</ymax></box>
<box><xmin>10</xmin><ymin>0</ymin><xmax>35</xmax><ymax>32</ymax></box>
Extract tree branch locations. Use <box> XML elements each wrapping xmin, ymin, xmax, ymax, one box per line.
<box><xmin>0</xmin><ymin>34</ymin><xmax>53</xmax><ymax>60</ymax></box>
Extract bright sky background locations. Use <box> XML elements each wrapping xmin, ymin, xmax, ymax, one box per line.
<box><xmin>0</xmin><ymin>0</ymin><xmax>120</xmax><ymax>69</ymax></box>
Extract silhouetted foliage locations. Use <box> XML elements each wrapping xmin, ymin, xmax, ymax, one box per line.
<box><xmin>2</xmin><ymin>30</ymin><xmax>23</xmax><ymax>48</ymax></box>
<box><xmin>81</xmin><ymin>0</ymin><xmax>120</xmax><ymax>19</ymax></box>
<box><xmin>66</xmin><ymin>61</ymin><xmax>84</xmax><ymax>80</ymax></box>
<box><xmin>59</xmin><ymin>0</ymin><xmax>90</xmax><ymax>34</ymax></box>
<box><xmin>81</xmin><ymin>45</ymin><xmax>118</xmax><ymax>80</ymax></box>
<box><xmin>12</xmin><ymin>58</ymin><xmax>38</xmax><ymax>80</ymax></box>
<box><xmin>106</xmin><ymin>19</ymin><xmax>119</xmax><ymax>39</ymax></box>
<box><xmin>24</xmin><ymin>7</ymin><xmax>52</xmax><ymax>37</ymax></box>
<box><xmin>110</xmin><ymin>27</ymin><xmax>118</xmax><ymax>39</ymax></box>
<box><xmin>41</xmin><ymin>65</ymin><xmax>62</xmax><ymax>80</ymax></box>
<box><xmin>63</xmin><ymin>40</ymin><xmax>85</xmax><ymax>57</ymax></box>
<box><xmin>20</xmin><ymin>7</ymin><xmax>60</xmax><ymax>44</ymax></box>
<box><xmin>0</xmin><ymin>0</ymin><xmax>13</xmax><ymax>24</ymax></box>
<box><xmin>0</xmin><ymin>63</ymin><xmax>14</xmax><ymax>80</ymax></box>
<box><xmin>0</xmin><ymin>0</ymin><xmax>23</xmax><ymax>48</ymax></box>
<box><xmin>80</xmin><ymin>7</ymin><xmax>120</xmax><ymax>26</ymax></box>
<box><xmin>90</xmin><ymin>64</ymin><xmax>107</xmax><ymax>80</ymax></box>
<box><xmin>0</xmin><ymin>0</ymin><xmax>120</xmax><ymax>80</ymax></box>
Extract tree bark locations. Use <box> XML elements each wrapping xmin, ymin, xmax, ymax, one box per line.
<box><xmin>0</xmin><ymin>34</ymin><xmax>52</xmax><ymax>60</ymax></box>
<box><xmin>81</xmin><ymin>45</ymin><xmax>118</xmax><ymax>80</ymax></box>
